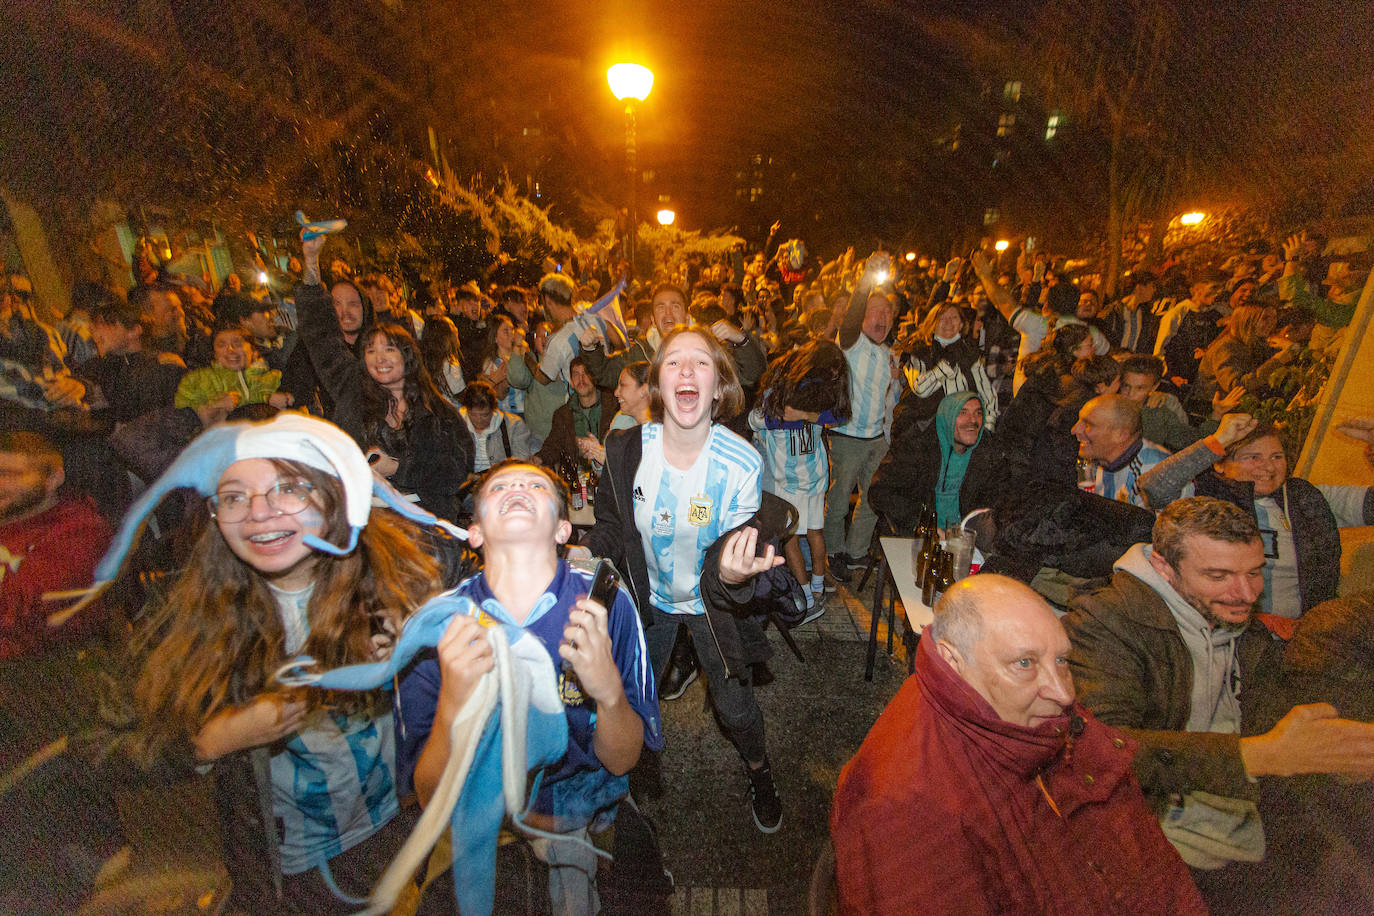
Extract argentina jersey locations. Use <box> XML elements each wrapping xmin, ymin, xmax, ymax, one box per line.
<box><xmin>833</xmin><ymin>334</ymin><xmax>893</xmax><ymax>438</ymax></box>
<box><xmin>271</xmin><ymin>705</ymin><xmax>398</xmax><ymax>875</ymax></box>
<box><xmin>749</xmin><ymin>409</ymin><xmax>829</xmax><ymax>497</ymax></box>
<box><xmin>635</xmin><ymin>423</ymin><xmax>762</xmax><ymax>615</ymax></box>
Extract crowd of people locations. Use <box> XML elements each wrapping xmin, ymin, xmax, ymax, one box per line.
<box><xmin>2</xmin><ymin>210</ymin><xmax>1373</xmax><ymax>914</ymax></box>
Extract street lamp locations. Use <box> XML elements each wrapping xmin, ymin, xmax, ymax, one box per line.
<box><xmin>607</xmin><ymin>63</ymin><xmax>654</xmax><ymax>279</ymax></box>
<box><xmin>1179</xmin><ymin>211</ymin><xmax>1205</xmax><ymax>226</ymax></box>
<box><xmin>656</xmin><ymin>208</ymin><xmax>676</xmax><ymax>227</ymax></box>
<box><xmin>994</xmin><ymin>240</ymin><xmax>1010</xmax><ymax>252</ymax></box>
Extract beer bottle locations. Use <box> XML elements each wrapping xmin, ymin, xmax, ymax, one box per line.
<box><xmin>915</xmin><ymin>530</ymin><xmax>935</xmax><ymax>586</ymax></box>
<box><xmin>921</xmin><ymin>547</ymin><xmax>942</xmax><ymax>606</ymax></box>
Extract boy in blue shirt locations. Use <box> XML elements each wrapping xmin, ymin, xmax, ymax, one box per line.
<box><xmin>396</xmin><ymin>459</ymin><xmax>661</xmax><ymax>913</ymax></box>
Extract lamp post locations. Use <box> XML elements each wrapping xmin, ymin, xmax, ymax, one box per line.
<box><xmin>607</xmin><ymin>63</ymin><xmax>654</xmax><ymax>279</ymax></box>
<box><xmin>656</xmin><ymin>208</ymin><xmax>676</xmax><ymax>227</ymax></box>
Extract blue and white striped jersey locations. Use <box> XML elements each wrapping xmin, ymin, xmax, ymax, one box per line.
<box><xmin>748</xmin><ymin>408</ymin><xmax>829</xmax><ymax>497</ymax></box>
<box><xmin>832</xmin><ymin>333</ymin><xmax>894</xmax><ymax>439</ymax></box>
<box><xmin>269</xmin><ymin>579</ymin><xmax>397</xmax><ymax>876</ymax></box>
<box><xmin>1092</xmin><ymin>439</ymin><xmax>1172</xmax><ymax>507</ymax></box>
<box><xmin>634</xmin><ymin>423</ymin><xmax>762</xmax><ymax>615</ymax></box>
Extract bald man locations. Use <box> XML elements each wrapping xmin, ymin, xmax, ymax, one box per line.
<box><xmin>1071</xmin><ymin>393</ymin><xmax>1172</xmax><ymax>506</ymax></box>
<box><xmin>830</xmin><ymin>574</ymin><xmax>1204</xmax><ymax>915</ymax></box>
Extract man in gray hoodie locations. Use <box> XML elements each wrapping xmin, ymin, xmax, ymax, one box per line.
<box><xmin>1064</xmin><ymin>497</ymin><xmax>1374</xmax><ymax>913</ymax></box>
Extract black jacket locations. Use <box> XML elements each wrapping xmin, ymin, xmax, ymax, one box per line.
<box><xmin>1195</xmin><ymin>472</ymin><xmax>1350</xmax><ymax>615</ymax></box>
<box><xmin>994</xmin><ymin>372</ymin><xmax>1078</xmax><ymax>490</ymax></box>
<box><xmin>868</xmin><ymin>423</ymin><xmax>1002</xmax><ymax>533</ymax></box>
<box><xmin>296</xmin><ymin>283</ymin><xmax>474</xmax><ymax>522</ymax></box>
<box><xmin>76</xmin><ymin>350</ymin><xmax>184</xmax><ymax>423</ymax></box>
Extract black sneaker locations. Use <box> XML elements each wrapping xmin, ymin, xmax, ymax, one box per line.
<box><xmin>745</xmin><ymin>758</ymin><xmax>782</xmax><ymax>834</ymax></box>
<box><xmin>659</xmin><ymin>657</ymin><xmax>699</xmax><ymax>701</ymax></box>
<box><xmin>827</xmin><ymin>554</ymin><xmax>852</xmax><ymax>583</ymax></box>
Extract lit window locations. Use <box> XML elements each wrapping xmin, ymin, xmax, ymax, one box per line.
<box><xmin>750</xmin><ymin>187</ymin><xmax>763</xmax><ymax>202</ymax></box>
<box><xmin>984</xmin><ymin>208</ymin><xmax>1000</xmax><ymax>225</ymax></box>
<box><xmin>1004</xmin><ymin>81</ymin><xmax>1022</xmax><ymax>102</ymax></box>
<box><xmin>1045</xmin><ymin>113</ymin><xmax>1060</xmax><ymax>141</ymax></box>
<box><xmin>997</xmin><ymin>113</ymin><xmax>1015</xmax><ymax>138</ymax></box>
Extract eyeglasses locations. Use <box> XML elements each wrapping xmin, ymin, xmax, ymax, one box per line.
<box><xmin>208</xmin><ymin>480</ymin><xmax>315</xmax><ymax>522</ymax></box>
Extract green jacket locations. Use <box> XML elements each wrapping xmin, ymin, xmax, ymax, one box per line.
<box><xmin>173</xmin><ymin>365</ymin><xmax>281</xmax><ymax>409</ymax></box>
<box><xmin>1063</xmin><ymin>569</ymin><xmax>1286</xmax><ymax>812</ymax></box>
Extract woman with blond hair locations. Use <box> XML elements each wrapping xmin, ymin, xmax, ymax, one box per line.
<box><xmin>896</xmin><ymin>301</ymin><xmax>999</xmax><ymax>431</ymax></box>
<box><xmin>1189</xmin><ymin>302</ymin><xmax>1296</xmax><ymax>417</ymax></box>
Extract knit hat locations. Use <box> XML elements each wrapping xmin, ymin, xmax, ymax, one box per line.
<box><xmin>46</xmin><ymin>412</ymin><xmax>466</xmax><ymax>623</ymax></box>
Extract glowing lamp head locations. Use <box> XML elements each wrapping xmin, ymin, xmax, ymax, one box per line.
<box><xmin>1180</xmin><ymin>211</ymin><xmax>1205</xmax><ymax>226</ymax></box>
<box><xmin>257</xmin><ymin>271</ymin><xmax>269</xmax><ymax>285</ymax></box>
<box><xmin>874</xmin><ymin>270</ymin><xmax>890</xmax><ymax>286</ymax></box>
<box><xmin>656</xmin><ymin>209</ymin><xmax>676</xmax><ymax>226</ymax></box>
<box><xmin>607</xmin><ymin>63</ymin><xmax>654</xmax><ymax>101</ymax></box>
<box><xmin>995</xmin><ymin>240</ymin><xmax>1010</xmax><ymax>252</ymax></box>
<box><xmin>904</xmin><ymin>252</ymin><xmax>917</xmax><ymax>261</ymax></box>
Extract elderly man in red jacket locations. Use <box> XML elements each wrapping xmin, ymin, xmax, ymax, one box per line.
<box><xmin>831</xmin><ymin>574</ymin><xmax>1205</xmax><ymax>915</ymax></box>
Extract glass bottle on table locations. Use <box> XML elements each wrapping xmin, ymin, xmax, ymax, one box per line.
<box><xmin>921</xmin><ymin>547</ymin><xmax>942</xmax><ymax>606</ymax></box>
<box><xmin>562</xmin><ymin>454</ymin><xmax>585</xmax><ymax>510</ymax></box>
<box><xmin>939</xmin><ymin>551</ymin><xmax>955</xmax><ymax>598</ymax></box>
<box><xmin>915</xmin><ymin>527</ymin><xmax>935</xmax><ymax>587</ymax></box>
<box><xmin>910</xmin><ymin>503</ymin><xmax>930</xmax><ymax>571</ymax></box>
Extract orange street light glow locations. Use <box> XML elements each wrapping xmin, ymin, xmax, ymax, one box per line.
<box><xmin>657</xmin><ymin>209</ymin><xmax>676</xmax><ymax>226</ymax></box>
<box><xmin>1180</xmin><ymin>212</ymin><xmax>1205</xmax><ymax>225</ymax></box>
<box><xmin>995</xmin><ymin>240</ymin><xmax>1010</xmax><ymax>252</ymax></box>
<box><xmin>607</xmin><ymin>63</ymin><xmax>654</xmax><ymax>101</ymax></box>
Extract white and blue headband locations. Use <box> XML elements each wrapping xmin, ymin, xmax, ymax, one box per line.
<box><xmin>47</xmin><ymin>412</ymin><xmax>466</xmax><ymax>624</ymax></box>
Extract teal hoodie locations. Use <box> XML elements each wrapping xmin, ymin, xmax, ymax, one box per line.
<box><xmin>934</xmin><ymin>390</ymin><xmax>985</xmax><ymax>529</ymax></box>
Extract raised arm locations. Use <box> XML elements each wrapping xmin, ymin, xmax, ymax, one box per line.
<box><xmin>1137</xmin><ymin>413</ymin><xmax>1256</xmax><ymax>509</ymax></box>
<box><xmin>970</xmin><ymin>250</ymin><xmax>1019</xmax><ymax>322</ymax></box>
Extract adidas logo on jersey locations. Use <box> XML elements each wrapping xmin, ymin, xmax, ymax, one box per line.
<box><xmin>633</xmin><ymin>486</ymin><xmax>646</xmax><ymax>503</ymax></box>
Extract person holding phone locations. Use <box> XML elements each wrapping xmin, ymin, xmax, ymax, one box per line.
<box><xmin>586</xmin><ymin>326</ymin><xmax>788</xmax><ymax>834</ymax></box>
<box><xmin>397</xmin><ymin>459</ymin><xmax>661</xmax><ymax>915</ymax></box>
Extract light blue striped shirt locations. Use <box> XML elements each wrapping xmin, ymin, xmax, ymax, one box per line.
<box><xmin>634</xmin><ymin>423</ymin><xmax>762</xmax><ymax>615</ymax></box>
<box><xmin>832</xmin><ymin>333</ymin><xmax>894</xmax><ymax>439</ymax></box>
<box><xmin>748</xmin><ymin>408</ymin><xmax>829</xmax><ymax>498</ymax></box>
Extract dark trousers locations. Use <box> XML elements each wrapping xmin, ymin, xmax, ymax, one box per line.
<box><xmin>644</xmin><ymin>608</ymin><xmax>767</xmax><ymax>764</ymax></box>
<box><xmin>279</xmin><ymin>805</ymin><xmax>451</xmax><ymax>915</ymax></box>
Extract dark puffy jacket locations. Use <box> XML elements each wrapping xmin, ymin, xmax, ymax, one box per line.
<box><xmin>1196</xmin><ymin>472</ymin><xmax>1345</xmax><ymax>615</ymax></box>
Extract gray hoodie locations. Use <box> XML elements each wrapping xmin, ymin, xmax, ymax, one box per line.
<box><xmin>1115</xmin><ymin>543</ymin><xmax>1264</xmax><ymax>868</ymax></box>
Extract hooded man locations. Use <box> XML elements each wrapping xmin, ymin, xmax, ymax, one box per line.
<box><xmin>1064</xmin><ymin>497</ymin><xmax>1374</xmax><ymax>913</ymax></box>
<box><xmin>869</xmin><ymin>390</ymin><xmax>1000</xmax><ymax>533</ymax></box>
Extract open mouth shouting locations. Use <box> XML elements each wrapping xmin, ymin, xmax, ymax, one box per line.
<box><xmin>498</xmin><ymin>492</ymin><xmax>537</xmax><ymax>516</ymax></box>
<box><xmin>675</xmin><ymin>384</ymin><xmax>700</xmax><ymax>412</ymax></box>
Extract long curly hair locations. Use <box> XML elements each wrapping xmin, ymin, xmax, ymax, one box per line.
<box><xmin>360</xmin><ymin>323</ymin><xmax>459</xmax><ymax>442</ymax></box>
<box><xmin>134</xmin><ymin>459</ymin><xmax>441</xmax><ymax>754</ymax></box>
<box><xmin>757</xmin><ymin>338</ymin><xmax>851</xmax><ymax>423</ymax></box>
